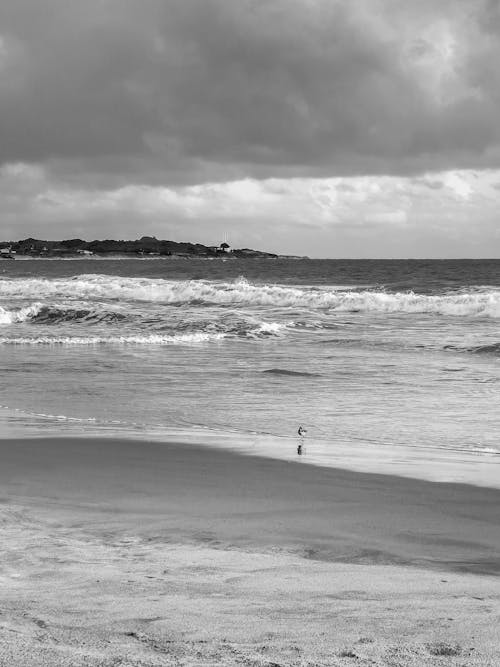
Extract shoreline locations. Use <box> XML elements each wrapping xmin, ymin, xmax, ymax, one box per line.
<box><xmin>2</xmin><ymin>436</ymin><xmax>500</xmax><ymax>575</ymax></box>
<box><xmin>2</xmin><ymin>405</ymin><xmax>499</xmax><ymax>489</ymax></box>
<box><xmin>2</xmin><ymin>435</ymin><xmax>500</xmax><ymax>665</ymax></box>
<box><xmin>7</xmin><ymin>254</ymin><xmax>285</xmax><ymax>260</ymax></box>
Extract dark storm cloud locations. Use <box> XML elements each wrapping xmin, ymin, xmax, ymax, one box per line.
<box><xmin>0</xmin><ymin>2</ymin><xmax>163</xmax><ymax>162</ymax></box>
<box><xmin>1</xmin><ymin>0</ymin><xmax>500</xmax><ymax>184</ymax></box>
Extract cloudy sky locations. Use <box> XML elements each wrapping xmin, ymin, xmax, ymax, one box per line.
<box><xmin>1</xmin><ymin>0</ymin><xmax>500</xmax><ymax>257</ymax></box>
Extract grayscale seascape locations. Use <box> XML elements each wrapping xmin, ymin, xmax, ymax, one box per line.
<box><xmin>1</xmin><ymin>1</ymin><xmax>500</xmax><ymax>665</ymax></box>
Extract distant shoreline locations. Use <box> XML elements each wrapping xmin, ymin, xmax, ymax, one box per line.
<box><xmin>0</xmin><ymin>236</ymin><xmax>298</xmax><ymax>260</ymax></box>
<box><xmin>7</xmin><ymin>253</ymin><xmax>306</xmax><ymax>261</ymax></box>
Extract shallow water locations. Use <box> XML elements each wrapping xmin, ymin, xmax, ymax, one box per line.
<box><xmin>1</xmin><ymin>258</ymin><xmax>500</xmax><ymax>486</ymax></box>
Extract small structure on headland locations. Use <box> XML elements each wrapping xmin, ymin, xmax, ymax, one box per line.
<box><xmin>208</xmin><ymin>242</ymin><xmax>232</xmax><ymax>255</ymax></box>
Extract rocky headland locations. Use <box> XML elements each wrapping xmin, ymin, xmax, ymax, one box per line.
<box><xmin>0</xmin><ymin>236</ymin><xmax>284</xmax><ymax>259</ymax></box>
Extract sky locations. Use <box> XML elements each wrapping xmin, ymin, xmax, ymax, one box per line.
<box><xmin>1</xmin><ymin>0</ymin><xmax>500</xmax><ymax>257</ymax></box>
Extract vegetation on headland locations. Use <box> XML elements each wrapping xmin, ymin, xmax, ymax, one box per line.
<box><xmin>0</xmin><ymin>236</ymin><xmax>285</xmax><ymax>259</ymax></box>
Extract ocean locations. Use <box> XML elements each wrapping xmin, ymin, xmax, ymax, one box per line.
<box><xmin>1</xmin><ymin>257</ymin><xmax>500</xmax><ymax>487</ymax></box>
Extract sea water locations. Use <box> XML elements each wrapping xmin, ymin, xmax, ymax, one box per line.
<box><xmin>1</xmin><ymin>258</ymin><xmax>500</xmax><ymax>487</ymax></box>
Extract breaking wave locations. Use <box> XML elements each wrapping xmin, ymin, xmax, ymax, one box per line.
<box><xmin>32</xmin><ymin>306</ymin><xmax>128</xmax><ymax>324</ymax></box>
<box><xmin>2</xmin><ymin>275</ymin><xmax>500</xmax><ymax>316</ymax></box>
<box><xmin>0</xmin><ymin>303</ymin><xmax>45</xmax><ymax>324</ymax></box>
<box><xmin>0</xmin><ymin>302</ymin><xmax>128</xmax><ymax>325</ymax></box>
<box><xmin>0</xmin><ymin>300</ymin><xmax>289</xmax><ymax>342</ymax></box>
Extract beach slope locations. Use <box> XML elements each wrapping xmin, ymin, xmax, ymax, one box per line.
<box><xmin>1</xmin><ymin>437</ymin><xmax>499</xmax><ymax>666</ymax></box>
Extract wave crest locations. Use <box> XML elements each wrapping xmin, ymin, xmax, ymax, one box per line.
<box><xmin>32</xmin><ymin>305</ymin><xmax>128</xmax><ymax>324</ymax></box>
<box><xmin>0</xmin><ymin>303</ymin><xmax>127</xmax><ymax>325</ymax></box>
<box><xmin>3</xmin><ymin>275</ymin><xmax>500</xmax><ymax>316</ymax></box>
<box><xmin>0</xmin><ymin>303</ymin><xmax>44</xmax><ymax>324</ymax></box>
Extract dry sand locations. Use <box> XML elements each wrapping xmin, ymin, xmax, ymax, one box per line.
<box><xmin>1</xmin><ymin>437</ymin><xmax>499</xmax><ymax>666</ymax></box>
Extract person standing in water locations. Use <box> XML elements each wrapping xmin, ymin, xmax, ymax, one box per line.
<box><xmin>297</xmin><ymin>425</ymin><xmax>306</xmax><ymax>455</ymax></box>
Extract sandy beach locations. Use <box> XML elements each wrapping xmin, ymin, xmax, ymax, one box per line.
<box><xmin>1</xmin><ymin>436</ymin><xmax>500</xmax><ymax>666</ymax></box>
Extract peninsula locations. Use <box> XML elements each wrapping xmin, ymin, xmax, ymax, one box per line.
<box><xmin>0</xmin><ymin>237</ymin><xmax>283</xmax><ymax>259</ymax></box>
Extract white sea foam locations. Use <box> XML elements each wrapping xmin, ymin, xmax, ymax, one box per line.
<box><xmin>0</xmin><ymin>303</ymin><xmax>45</xmax><ymax>324</ymax></box>
<box><xmin>0</xmin><ymin>332</ymin><xmax>225</xmax><ymax>345</ymax></box>
<box><xmin>251</xmin><ymin>321</ymin><xmax>289</xmax><ymax>336</ymax></box>
<box><xmin>3</xmin><ymin>275</ymin><xmax>500</xmax><ymax>316</ymax></box>
<box><xmin>470</xmin><ymin>447</ymin><xmax>500</xmax><ymax>455</ymax></box>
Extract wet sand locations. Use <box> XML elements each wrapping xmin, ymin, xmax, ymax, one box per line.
<box><xmin>1</xmin><ymin>436</ymin><xmax>500</xmax><ymax>666</ymax></box>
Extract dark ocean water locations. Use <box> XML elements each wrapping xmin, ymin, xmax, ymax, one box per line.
<box><xmin>1</xmin><ymin>258</ymin><xmax>500</xmax><ymax>485</ymax></box>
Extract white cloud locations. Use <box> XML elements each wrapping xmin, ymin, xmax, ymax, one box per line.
<box><xmin>1</xmin><ymin>164</ymin><xmax>500</xmax><ymax>257</ymax></box>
